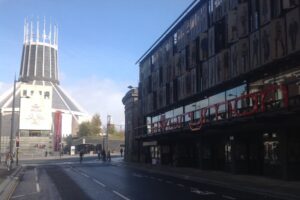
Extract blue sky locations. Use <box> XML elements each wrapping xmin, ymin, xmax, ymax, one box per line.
<box><xmin>0</xmin><ymin>0</ymin><xmax>193</xmax><ymax>124</ymax></box>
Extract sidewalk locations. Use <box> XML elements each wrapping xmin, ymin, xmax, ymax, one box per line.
<box><xmin>0</xmin><ymin>162</ymin><xmax>22</xmax><ymax>200</ymax></box>
<box><xmin>0</xmin><ymin>161</ymin><xmax>18</xmax><ymax>180</ymax></box>
<box><xmin>119</xmin><ymin>159</ymin><xmax>300</xmax><ymax>200</ymax></box>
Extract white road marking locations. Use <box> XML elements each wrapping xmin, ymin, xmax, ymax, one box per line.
<box><xmin>34</xmin><ymin>168</ymin><xmax>38</xmax><ymax>182</ymax></box>
<box><xmin>80</xmin><ymin>172</ymin><xmax>90</xmax><ymax>178</ymax></box>
<box><xmin>177</xmin><ymin>183</ymin><xmax>184</xmax><ymax>187</ymax></box>
<box><xmin>36</xmin><ymin>183</ymin><xmax>40</xmax><ymax>192</ymax></box>
<box><xmin>166</xmin><ymin>180</ymin><xmax>173</xmax><ymax>184</ymax></box>
<box><xmin>113</xmin><ymin>190</ymin><xmax>131</xmax><ymax>200</ymax></box>
<box><xmin>92</xmin><ymin>178</ymin><xmax>106</xmax><ymax>187</ymax></box>
<box><xmin>157</xmin><ymin>178</ymin><xmax>162</xmax><ymax>182</ymax></box>
<box><xmin>132</xmin><ymin>173</ymin><xmax>143</xmax><ymax>178</ymax></box>
<box><xmin>11</xmin><ymin>194</ymin><xmax>26</xmax><ymax>198</ymax></box>
<box><xmin>11</xmin><ymin>192</ymin><xmax>39</xmax><ymax>199</ymax></box>
<box><xmin>190</xmin><ymin>188</ymin><xmax>215</xmax><ymax>195</ymax></box>
<box><xmin>222</xmin><ymin>195</ymin><xmax>236</xmax><ymax>200</ymax></box>
<box><xmin>34</xmin><ymin>168</ymin><xmax>40</xmax><ymax>193</ymax></box>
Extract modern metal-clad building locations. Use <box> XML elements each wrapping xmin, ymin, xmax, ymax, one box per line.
<box><xmin>129</xmin><ymin>0</ymin><xmax>300</xmax><ymax>180</ymax></box>
<box><xmin>0</xmin><ymin>19</ymin><xmax>89</xmax><ymax>158</ymax></box>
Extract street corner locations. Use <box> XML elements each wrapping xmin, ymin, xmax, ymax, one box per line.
<box><xmin>0</xmin><ymin>165</ymin><xmax>23</xmax><ymax>200</ymax></box>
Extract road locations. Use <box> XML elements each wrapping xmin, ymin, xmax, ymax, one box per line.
<box><xmin>10</xmin><ymin>156</ymin><xmax>282</xmax><ymax>200</ymax></box>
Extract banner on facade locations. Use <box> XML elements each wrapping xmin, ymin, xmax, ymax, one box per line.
<box><xmin>19</xmin><ymin>85</ymin><xmax>52</xmax><ymax>130</ymax></box>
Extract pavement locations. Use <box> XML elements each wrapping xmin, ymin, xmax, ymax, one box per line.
<box><xmin>0</xmin><ymin>161</ymin><xmax>23</xmax><ymax>200</ymax></box>
<box><xmin>119</xmin><ymin>159</ymin><xmax>300</xmax><ymax>200</ymax></box>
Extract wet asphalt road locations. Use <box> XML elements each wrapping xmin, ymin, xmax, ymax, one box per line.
<box><xmin>10</xmin><ymin>156</ymin><xmax>283</xmax><ymax>200</ymax></box>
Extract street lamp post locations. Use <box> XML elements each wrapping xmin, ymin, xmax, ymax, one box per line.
<box><xmin>106</xmin><ymin>115</ymin><xmax>111</xmax><ymax>152</ymax></box>
<box><xmin>0</xmin><ymin>108</ymin><xmax>2</xmax><ymax>162</ymax></box>
<box><xmin>9</xmin><ymin>77</ymin><xmax>16</xmax><ymax>170</ymax></box>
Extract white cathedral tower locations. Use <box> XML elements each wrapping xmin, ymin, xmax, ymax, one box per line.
<box><xmin>0</xmin><ymin>19</ymin><xmax>89</xmax><ymax>157</ymax></box>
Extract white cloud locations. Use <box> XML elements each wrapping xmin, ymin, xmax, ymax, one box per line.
<box><xmin>0</xmin><ymin>81</ymin><xmax>12</xmax><ymax>95</ymax></box>
<box><xmin>63</xmin><ymin>77</ymin><xmax>128</xmax><ymax>126</ymax></box>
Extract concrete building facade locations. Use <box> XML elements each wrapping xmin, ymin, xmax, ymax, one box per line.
<box><xmin>0</xmin><ymin>19</ymin><xmax>89</xmax><ymax>158</ymax></box>
<box><xmin>122</xmin><ymin>87</ymin><xmax>139</xmax><ymax>162</ymax></box>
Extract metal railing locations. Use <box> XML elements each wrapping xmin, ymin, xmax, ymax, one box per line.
<box><xmin>149</xmin><ymin>84</ymin><xmax>289</xmax><ymax>134</ymax></box>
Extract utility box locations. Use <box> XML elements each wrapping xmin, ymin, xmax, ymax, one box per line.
<box><xmin>70</xmin><ymin>146</ymin><xmax>75</xmax><ymax>155</ymax></box>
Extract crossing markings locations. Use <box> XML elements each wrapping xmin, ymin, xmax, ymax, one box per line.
<box><xmin>80</xmin><ymin>172</ymin><xmax>90</xmax><ymax>178</ymax></box>
<box><xmin>113</xmin><ymin>190</ymin><xmax>131</xmax><ymax>200</ymax></box>
<box><xmin>92</xmin><ymin>178</ymin><xmax>106</xmax><ymax>187</ymax></box>
<box><xmin>190</xmin><ymin>187</ymin><xmax>215</xmax><ymax>195</ymax></box>
<box><xmin>36</xmin><ymin>183</ymin><xmax>40</xmax><ymax>193</ymax></box>
<box><xmin>34</xmin><ymin>168</ymin><xmax>40</xmax><ymax>193</ymax></box>
<box><xmin>11</xmin><ymin>192</ymin><xmax>39</xmax><ymax>199</ymax></box>
<box><xmin>166</xmin><ymin>180</ymin><xmax>173</xmax><ymax>184</ymax></box>
<box><xmin>132</xmin><ymin>173</ymin><xmax>143</xmax><ymax>178</ymax></box>
<box><xmin>71</xmin><ymin>168</ymin><xmax>89</xmax><ymax>178</ymax></box>
<box><xmin>176</xmin><ymin>183</ymin><xmax>184</xmax><ymax>187</ymax></box>
<box><xmin>222</xmin><ymin>195</ymin><xmax>236</xmax><ymax>200</ymax></box>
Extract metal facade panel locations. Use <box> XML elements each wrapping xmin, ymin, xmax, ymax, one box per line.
<box><xmin>286</xmin><ymin>7</ymin><xmax>300</xmax><ymax>54</ymax></box>
<box><xmin>250</xmin><ymin>31</ymin><xmax>261</xmax><ymax>70</ymax></box>
<box><xmin>271</xmin><ymin>18</ymin><xmax>287</xmax><ymax>60</ymax></box>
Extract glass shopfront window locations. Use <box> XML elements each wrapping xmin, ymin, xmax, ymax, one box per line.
<box><xmin>209</xmin><ymin>92</ymin><xmax>225</xmax><ymax>120</ymax></box>
<box><xmin>185</xmin><ymin>103</ymin><xmax>195</xmax><ymax>122</ymax></box>
<box><xmin>150</xmin><ymin>146</ymin><xmax>160</xmax><ymax>165</ymax></box>
<box><xmin>147</xmin><ymin>117</ymin><xmax>151</xmax><ymax>134</ymax></box>
<box><xmin>225</xmin><ymin>142</ymin><xmax>232</xmax><ymax>163</ymax></box>
<box><xmin>151</xmin><ymin>115</ymin><xmax>160</xmax><ymax>133</ymax></box>
<box><xmin>263</xmin><ymin>133</ymin><xmax>280</xmax><ymax>165</ymax></box>
<box><xmin>165</xmin><ymin>110</ymin><xmax>174</xmax><ymax>130</ymax></box>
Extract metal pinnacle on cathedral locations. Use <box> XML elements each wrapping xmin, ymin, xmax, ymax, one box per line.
<box><xmin>19</xmin><ymin>18</ymin><xmax>59</xmax><ymax>84</ymax></box>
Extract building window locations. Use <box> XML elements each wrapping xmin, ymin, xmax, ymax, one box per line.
<box><xmin>225</xmin><ymin>142</ymin><xmax>232</xmax><ymax>163</ymax></box>
<box><xmin>29</xmin><ymin>130</ymin><xmax>42</xmax><ymax>137</ymax></box>
<box><xmin>23</xmin><ymin>90</ymin><xmax>27</xmax><ymax>96</ymax></box>
<box><xmin>150</xmin><ymin>146</ymin><xmax>160</xmax><ymax>164</ymax></box>
<box><xmin>44</xmin><ymin>91</ymin><xmax>50</xmax><ymax>99</ymax></box>
<box><xmin>173</xmin><ymin>32</ymin><xmax>178</xmax><ymax>45</ymax></box>
<box><xmin>263</xmin><ymin>133</ymin><xmax>280</xmax><ymax>165</ymax></box>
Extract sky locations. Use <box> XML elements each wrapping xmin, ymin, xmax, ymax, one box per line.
<box><xmin>0</xmin><ymin>0</ymin><xmax>194</xmax><ymax>125</ymax></box>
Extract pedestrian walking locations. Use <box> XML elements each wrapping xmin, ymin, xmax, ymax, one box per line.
<box><xmin>79</xmin><ymin>150</ymin><xmax>84</xmax><ymax>163</ymax></box>
<box><xmin>97</xmin><ymin>150</ymin><xmax>101</xmax><ymax>160</ymax></box>
<box><xmin>102</xmin><ymin>149</ymin><xmax>106</xmax><ymax>161</ymax></box>
<box><xmin>107</xmin><ymin>150</ymin><xmax>111</xmax><ymax>162</ymax></box>
<box><xmin>5</xmin><ymin>152</ymin><xmax>12</xmax><ymax>171</ymax></box>
<box><xmin>120</xmin><ymin>148</ymin><xmax>123</xmax><ymax>157</ymax></box>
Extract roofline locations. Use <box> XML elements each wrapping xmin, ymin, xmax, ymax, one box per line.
<box><xmin>135</xmin><ymin>0</ymin><xmax>201</xmax><ymax>65</ymax></box>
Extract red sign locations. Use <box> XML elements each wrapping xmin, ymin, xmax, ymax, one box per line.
<box><xmin>150</xmin><ymin>84</ymin><xmax>289</xmax><ymax>133</ymax></box>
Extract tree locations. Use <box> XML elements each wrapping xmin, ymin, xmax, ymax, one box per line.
<box><xmin>78</xmin><ymin>121</ymin><xmax>91</xmax><ymax>137</ymax></box>
<box><xmin>63</xmin><ymin>134</ymin><xmax>73</xmax><ymax>153</ymax></box>
<box><xmin>77</xmin><ymin>114</ymin><xmax>102</xmax><ymax>137</ymax></box>
<box><xmin>90</xmin><ymin>114</ymin><xmax>102</xmax><ymax>135</ymax></box>
<box><xmin>65</xmin><ymin>134</ymin><xmax>73</xmax><ymax>147</ymax></box>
